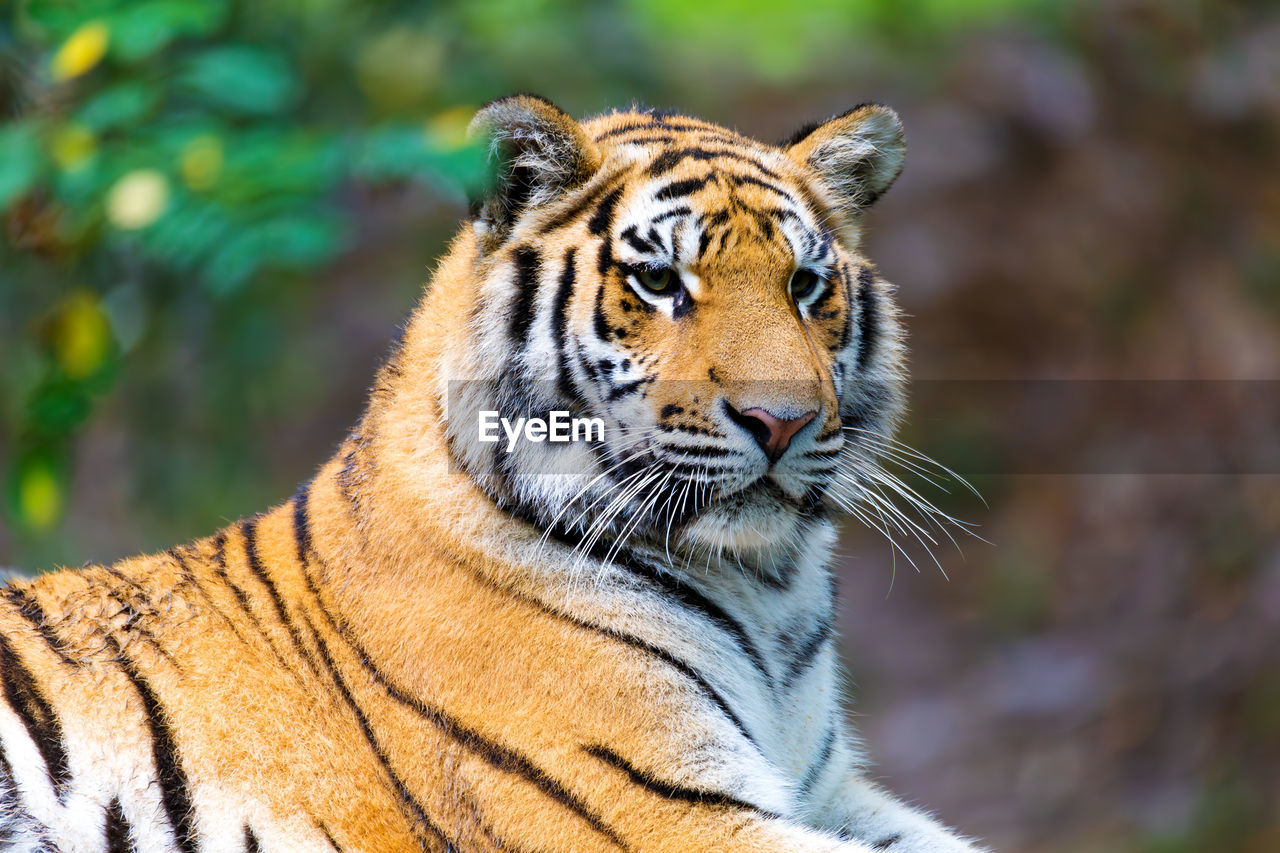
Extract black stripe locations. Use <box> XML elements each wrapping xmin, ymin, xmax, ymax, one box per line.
<box><xmin>696</xmin><ymin>210</ymin><xmax>730</xmax><ymax>261</ymax></box>
<box><xmin>699</xmin><ymin>209</ymin><xmax>730</xmax><ymax>230</ymax></box>
<box><xmin>619</xmin><ymin>225</ymin><xmax>654</xmax><ymax>254</ymax></box>
<box><xmin>692</xmin><ymin>132</ymin><xmax>761</xmax><ymax>148</ymax></box>
<box><xmin>612</xmin><ymin>134</ymin><xmax>677</xmax><ymax>146</ymax></box>
<box><xmin>585</xmin><ymin>745</ymin><xmax>777</xmax><ymax>817</ymax></box>
<box><xmin>594</xmin><ymin>118</ymin><xmax>743</xmax><ymax>142</ymax></box>
<box><xmin>286</xmin><ymin>508</ymin><xmax>466</xmax><ymax>850</ymax></box>
<box><xmin>782</xmin><ymin>623</ymin><xmax>832</xmax><ymax>690</ymax></box>
<box><xmin>0</xmin><ymin>632</ymin><xmax>72</xmax><ymax>798</ymax></box>
<box><xmin>611</xmin><ymin>554</ymin><xmax>771</xmax><ymax>682</ymax></box>
<box><xmin>593</xmin><ymin>120</ymin><xmax>662</xmax><ymax>140</ymax></box>
<box><xmin>835</xmin><ymin>263</ymin><xmax>855</xmax><ymax>351</ymax></box>
<box><xmin>304</xmin><ymin>620</ymin><xmax>456</xmax><ymax>849</ymax></box>
<box><xmin>295</xmin><ymin>562</ymin><xmax>627</xmax><ymax>850</ymax></box>
<box><xmin>800</xmin><ymin>726</ymin><xmax>837</xmax><ymax>794</ymax></box>
<box><xmin>209</xmin><ymin>533</ymin><xmax>290</xmax><ymax>670</ymax></box>
<box><xmin>105</xmin><ymin>798</ymin><xmax>134</xmax><ymax>853</ymax></box>
<box><xmin>494</xmin><ymin>491</ymin><xmax>772</xmax><ymax>690</ymax></box>
<box><xmin>0</xmin><ymin>743</ymin><xmax>14</xmax><ymax>792</ymax></box>
<box><xmin>595</xmin><ymin>121</ymin><xmax>750</xmax><ymax>146</ymax></box>
<box><xmin>168</xmin><ymin>548</ymin><xmax>259</xmax><ymax>656</ymax></box>
<box><xmin>588</xmin><ymin>186</ymin><xmax>624</xmax><ymax>236</ymax></box>
<box><xmin>2</xmin><ymin>587</ymin><xmax>78</xmax><ymax>668</ymax></box>
<box><xmin>727</xmin><ymin>173</ymin><xmax>797</xmax><ymax>203</ymax></box>
<box><xmin>316</xmin><ymin>822</ymin><xmax>343</xmax><ymax>852</ymax></box>
<box><xmin>656</xmin><ymin>443</ymin><xmax>736</xmax><ymax>459</ymax></box>
<box><xmin>552</xmin><ymin>603</ymin><xmax>755</xmax><ymax>745</ymax></box>
<box><xmin>751</xmin><ymin>209</ymin><xmax>775</xmax><ymax>240</ymax></box>
<box><xmin>537</xmin><ymin>170</ymin><xmax>628</xmax><ymax>235</ymax></box>
<box><xmin>115</xmin><ymin>649</ymin><xmax>199</xmax><ymax>853</ymax></box>
<box><xmin>433</xmin><ymin>533</ymin><xmax>758</xmax><ymax>749</ymax></box>
<box><xmin>697</xmin><ymin>230</ymin><xmax>714</xmax><ymax>260</ymax></box>
<box><xmin>596</xmin><ymin>232</ymin><xmax>616</xmax><ymax>278</ymax></box>
<box><xmin>647</xmin><ymin>146</ymin><xmax>784</xmax><ymax>181</ymax></box>
<box><xmin>807</xmin><ymin>268</ymin><xmax>839</xmax><ymax>318</ymax></box>
<box><xmin>509</xmin><ymin>246</ymin><xmax>542</xmax><ymax>345</ymax></box>
<box><xmin>292</xmin><ymin>487</ymin><xmax>314</xmax><ymax>569</ymax></box>
<box><xmin>245</xmin><ymin>826</ymin><xmax>262</xmax><ymax>853</ymax></box>
<box><xmin>755</xmin><ymin>205</ymin><xmax>803</xmax><ymax>227</ymax></box>
<box><xmin>753</xmin><ymin>555</ymin><xmax>796</xmax><ymax>591</ymax></box>
<box><xmin>240</xmin><ymin>519</ymin><xmax>322</xmax><ymax>681</ymax></box>
<box><xmin>855</xmin><ymin>266</ymin><xmax>879</xmax><ymax>370</ymax></box>
<box><xmin>655</xmin><ymin>175</ymin><xmax>712</xmax><ymax>201</ymax></box>
<box><xmin>649</xmin><ymin>205</ymin><xmax>691</xmax><ymax>225</ymax></box>
<box><xmin>605</xmin><ymin>376</ymin><xmax>652</xmax><ymax>402</ymax></box>
<box><xmin>592</xmin><ymin>282</ymin><xmax>614</xmax><ymax>343</ymax></box>
<box><xmin>594</xmin><ymin>118</ymin><xmax>734</xmax><ymax>142</ymax></box>
<box><xmin>552</xmin><ymin>248</ymin><xmax>582</xmax><ymax>404</ymax></box>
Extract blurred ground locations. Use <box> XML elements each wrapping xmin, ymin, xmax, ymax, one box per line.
<box><xmin>3</xmin><ymin>2</ymin><xmax>1279</xmax><ymax>851</ymax></box>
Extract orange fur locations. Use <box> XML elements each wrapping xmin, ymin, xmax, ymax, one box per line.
<box><xmin>0</xmin><ymin>99</ymin><xmax>986</xmax><ymax>853</ymax></box>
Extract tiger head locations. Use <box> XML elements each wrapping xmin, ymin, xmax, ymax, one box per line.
<box><xmin>441</xmin><ymin>95</ymin><xmax>907</xmax><ymax>569</ymax></box>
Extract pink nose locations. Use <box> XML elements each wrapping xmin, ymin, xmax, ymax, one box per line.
<box><xmin>727</xmin><ymin>405</ymin><xmax>816</xmax><ymax>462</ymax></box>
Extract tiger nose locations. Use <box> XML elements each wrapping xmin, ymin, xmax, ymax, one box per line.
<box><xmin>724</xmin><ymin>403</ymin><xmax>816</xmax><ymax>462</ymax></box>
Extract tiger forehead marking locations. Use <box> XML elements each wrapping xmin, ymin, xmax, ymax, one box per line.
<box><xmin>0</xmin><ymin>96</ymin><xmax>985</xmax><ymax>852</ymax></box>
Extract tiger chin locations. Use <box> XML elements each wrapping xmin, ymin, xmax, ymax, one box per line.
<box><xmin>0</xmin><ymin>96</ymin><xmax>989</xmax><ymax>852</ymax></box>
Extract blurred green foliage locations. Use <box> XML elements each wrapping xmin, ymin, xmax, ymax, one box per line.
<box><xmin>2</xmin><ymin>0</ymin><xmax>526</xmax><ymax>539</ymax></box>
<box><xmin>0</xmin><ymin>0</ymin><xmax>1038</xmax><ymax>541</ymax></box>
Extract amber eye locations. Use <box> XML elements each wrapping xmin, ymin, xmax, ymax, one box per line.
<box><xmin>789</xmin><ymin>269</ymin><xmax>824</xmax><ymax>301</ymax></box>
<box><xmin>635</xmin><ymin>266</ymin><xmax>678</xmax><ymax>295</ymax></box>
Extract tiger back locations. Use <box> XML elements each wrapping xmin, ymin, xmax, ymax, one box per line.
<box><xmin>0</xmin><ymin>96</ymin><xmax>986</xmax><ymax>853</ymax></box>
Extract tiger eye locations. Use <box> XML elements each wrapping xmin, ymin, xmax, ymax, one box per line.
<box><xmin>637</xmin><ymin>267</ymin><xmax>677</xmax><ymax>294</ymax></box>
<box><xmin>789</xmin><ymin>269</ymin><xmax>823</xmax><ymax>300</ymax></box>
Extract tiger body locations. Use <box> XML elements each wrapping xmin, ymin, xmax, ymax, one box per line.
<box><xmin>0</xmin><ymin>98</ymin><xmax>986</xmax><ymax>852</ymax></box>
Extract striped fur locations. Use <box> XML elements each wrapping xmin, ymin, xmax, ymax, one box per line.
<box><xmin>0</xmin><ymin>97</ymin><xmax>987</xmax><ymax>851</ymax></box>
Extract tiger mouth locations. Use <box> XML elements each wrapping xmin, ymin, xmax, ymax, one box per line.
<box><xmin>694</xmin><ymin>477</ymin><xmax>803</xmax><ymax>513</ymax></box>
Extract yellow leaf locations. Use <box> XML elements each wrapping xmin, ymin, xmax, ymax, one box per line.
<box><xmin>106</xmin><ymin>169</ymin><xmax>169</xmax><ymax>230</ymax></box>
<box><xmin>180</xmin><ymin>135</ymin><xmax>223</xmax><ymax>191</ymax></box>
<box><xmin>356</xmin><ymin>28</ymin><xmax>443</xmax><ymax>112</ymax></box>
<box><xmin>426</xmin><ymin>106</ymin><xmax>474</xmax><ymax>151</ymax></box>
<box><xmin>55</xmin><ymin>291</ymin><xmax>113</xmax><ymax>380</ymax></box>
<box><xmin>52</xmin><ymin>125</ymin><xmax>97</xmax><ymax>171</ymax></box>
<box><xmin>51</xmin><ymin>22</ymin><xmax>110</xmax><ymax>82</ymax></box>
<box><xmin>19</xmin><ymin>464</ymin><xmax>63</xmax><ymax>532</ymax></box>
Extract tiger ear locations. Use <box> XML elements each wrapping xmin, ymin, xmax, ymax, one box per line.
<box><xmin>468</xmin><ymin>94</ymin><xmax>602</xmax><ymax>249</ymax></box>
<box><xmin>784</xmin><ymin>104</ymin><xmax>905</xmax><ymax>211</ymax></box>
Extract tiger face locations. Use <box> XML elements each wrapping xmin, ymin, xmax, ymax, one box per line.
<box><xmin>450</xmin><ymin>96</ymin><xmax>907</xmax><ymax>565</ymax></box>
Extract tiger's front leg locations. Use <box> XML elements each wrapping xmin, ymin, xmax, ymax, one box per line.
<box><xmin>581</xmin><ymin>796</ymin><xmax>908</xmax><ymax>853</ymax></box>
<box><xmin>808</xmin><ymin>765</ymin><xmax>990</xmax><ymax>853</ymax></box>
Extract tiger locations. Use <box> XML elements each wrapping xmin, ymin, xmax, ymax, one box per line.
<box><xmin>0</xmin><ymin>95</ymin><xmax>988</xmax><ymax>852</ymax></box>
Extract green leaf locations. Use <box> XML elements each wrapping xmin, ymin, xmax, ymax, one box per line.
<box><xmin>27</xmin><ymin>380</ymin><xmax>93</xmax><ymax>434</ymax></box>
<box><xmin>354</xmin><ymin>125</ymin><xmax>487</xmax><ymax>197</ymax></box>
<box><xmin>203</xmin><ymin>213</ymin><xmax>344</xmax><ymax>295</ymax></box>
<box><xmin>106</xmin><ymin>0</ymin><xmax>229</xmax><ymax>61</ymax></box>
<box><xmin>0</xmin><ymin>124</ymin><xmax>43</xmax><ymax>209</ymax></box>
<box><xmin>22</xmin><ymin>0</ymin><xmax>118</xmax><ymax>40</ymax></box>
<box><xmin>176</xmin><ymin>46</ymin><xmax>299</xmax><ymax>115</ymax></box>
<box><xmin>210</xmin><ymin>131</ymin><xmax>342</xmax><ymax>205</ymax></box>
<box><xmin>138</xmin><ymin>198</ymin><xmax>235</xmax><ymax>269</ymax></box>
<box><xmin>76</xmin><ymin>82</ymin><xmax>161</xmax><ymax>131</ymax></box>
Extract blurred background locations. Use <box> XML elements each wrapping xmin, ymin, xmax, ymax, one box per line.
<box><xmin>2</xmin><ymin>1</ymin><xmax>1278</xmax><ymax>850</ymax></box>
